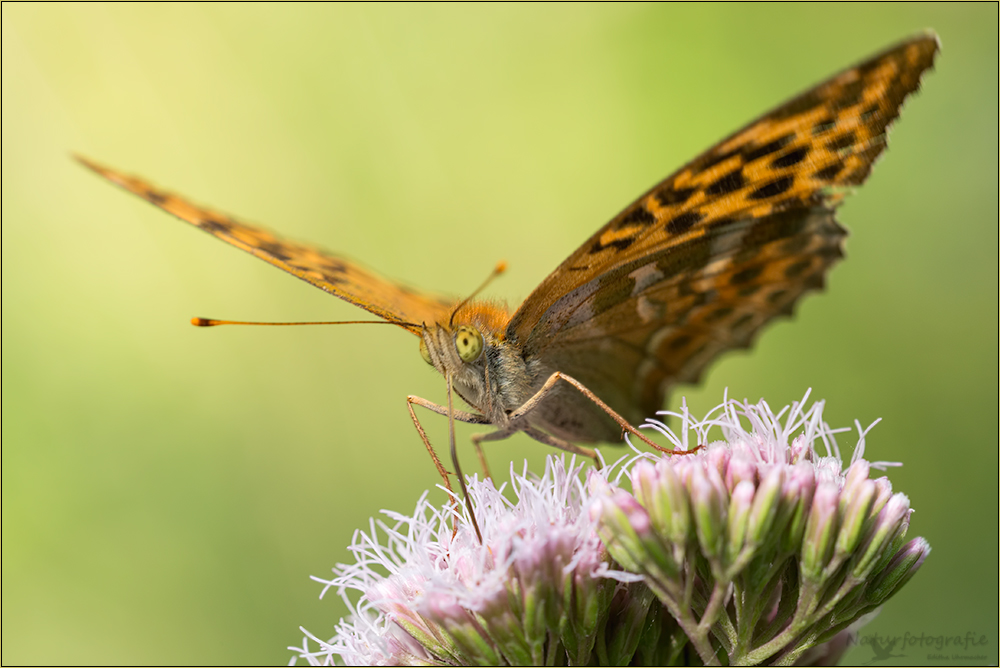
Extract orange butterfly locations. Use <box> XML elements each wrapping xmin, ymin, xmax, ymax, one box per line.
<box><xmin>79</xmin><ymin>33</ymin><xmax>937</xmax><ymax>533</ymax></box>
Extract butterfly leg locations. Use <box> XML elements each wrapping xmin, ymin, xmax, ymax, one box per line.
<box><xmin>469</xmin><ymin>425</ymin><xmax>601</xmax><ymax>478</ymax></box>
<box><xmin>468</xmin><ymin>427</ymin><xmax>521</xmax><ymax>481</ymax></box>
<box><xmin>510</xmin><ymin>372</ymin><xmax>700</xmax><ymax>456</ymax></box>
<box><xmin>521</xmin><ymin>426</ymin><xmax>600</xmax><ymax>467</ymax></box>
<box><xmin>406</xmin><ymin>394</ymin><xmax>491</xmax><ymax>492</ymax></box>
<box><xmin>407</xmin><ymin>395</ymin><xmax>493</xmax><ymax>540</ymax></box>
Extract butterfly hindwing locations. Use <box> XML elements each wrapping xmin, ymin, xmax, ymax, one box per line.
<box><xmin>509</xmin><ymin>34</ymin><xmax>939</xmax><ymax>437</ymax></box>
<box><xmin>78</xmin><ymin>157</ymin><xmax>454</xmax><ymax>333</ymax></box>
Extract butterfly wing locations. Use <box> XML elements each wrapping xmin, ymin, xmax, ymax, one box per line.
<box><xmin>508</xmin><ymin>33</ymin><xmax>939</xmax><ymax>440</ymax></box>
<box><xmin>78</xmin><ymin>157</ymin><xmax>455</xmax><ymax>333</ymax></box>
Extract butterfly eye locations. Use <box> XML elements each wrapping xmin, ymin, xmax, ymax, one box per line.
<box><xmin>419</xmin><ymin>337</ymin><xmax>433</xmax><ymax>366</ymax></box>
<box><xmin>454</xmin><ymin>326</ymin><xmax>483</xmax><ymax>363</ymax></box>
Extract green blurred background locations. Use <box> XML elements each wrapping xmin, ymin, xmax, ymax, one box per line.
<box><xmin>3</xmin><ymin>5</ymin><xmax>996</xmax><ymax>665</ymax></box>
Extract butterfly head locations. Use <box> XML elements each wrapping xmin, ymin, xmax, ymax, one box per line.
<box><xmin>418</xmin><ymin>321</ymin><xmax>489</xmax><ymax>411</ymax></box>
<box><xmin>417</xmin><ymin>301</ymin><xmax>524</xmax><ymax>419</ymax></box>
<box><xmin>419</xmin><ymin>324</ymin><xmax>484</xmax><ymax>367</ymax></box>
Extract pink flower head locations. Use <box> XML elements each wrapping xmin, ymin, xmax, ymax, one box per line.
<box><xmin>291</xmin><ymin>391</ymin><xmax>929</xmax><ymax>666</ymax></box>
<box><xmin>587</xmin><ymin>390</ymin><xmax>929</xmax><ymax>666</ymax></box>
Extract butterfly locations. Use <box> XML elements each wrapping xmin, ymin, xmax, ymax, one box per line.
<box><xmin>79</xmin><ymin>33</ymin><xmax>938</xmax><ymax>533</ymax></box>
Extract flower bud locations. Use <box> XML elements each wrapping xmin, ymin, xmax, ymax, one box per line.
<box><xmin>852</xmin><ymin>493</ymin><xmax>911</xmax><ymax>579</ymax></box>
<box><xmin>725</xmin><ymin>481</ymin><xmax>755</xmax><ymax>563</ymax></box>
<box><xmin>690</xmin><ymin>466</ymin><xmax>727</xmax><ymax>561</ymax></box>
<box><xmin>746</xmin><ymin>466</ymin><xmax>784</xmax><ymax>547</ymax></box>
<box><xmin>836</xmin><ymin>478</ymin><xmax>876</xmax><ymax>556</ymax></box>
<box><xmin>801</xmin><ymin>482</ymin><xmax>840</xmax><ymax>580</ymax></box>
<box><xmin>780</xmin><ymin>463</ymin><xmax>816</xmax><ymax>553</ymax></box>
<box><xmin>655</xmin><ymin>461</ymin><xmax>692</xmax><ymax>545</ymax></box>
<box><xmin>840</xmin><ymin>460</ymin><xmax>870</xmax><ymax>512</ymax></box>
<box><xmin>866</xmin><ymin>537</ymin><xmax>931</xmax><ymax>606</ymax></box>
<box><xmin>726</xmin><ymin>456</ymin><xmax>757</xmax><ymax>490</ymax></box>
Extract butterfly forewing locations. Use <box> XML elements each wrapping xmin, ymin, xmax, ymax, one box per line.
<box><xmin>77</xmin><ymin>157</ymin><xmax>455</xmax><ymax>332</ymax></box>
<box><xmin>508</xmin><ymin>34</ymin><xmax>938</xmax><ymax>434</ymax></box>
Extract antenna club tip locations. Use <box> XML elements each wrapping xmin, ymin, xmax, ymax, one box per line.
<box><xmin>495</xmin><ymin>260</ymin><xmax>508</xmax><ymax>274</ymax></box>
<box><xmin>191</xmin><ymin>317</ymin><xmax>212</xmax><ymax>327</ymax></box>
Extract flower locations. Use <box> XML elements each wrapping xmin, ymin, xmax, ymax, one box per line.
<box><xmin>290</xmin><ymin>456</ymin><xmax>662</xmax><ymax>666</ymax></box>
<box><xmin>589</xmin><ymin>391</ymin><xmax>931</xmax><ymax>665</ymax></box>
<box><xmin>289</xmin><ymin>391</ymin><xmax>929</xmax><ymax>666</ymax></box>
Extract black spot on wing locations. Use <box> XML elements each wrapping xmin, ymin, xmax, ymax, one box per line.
<box><xmin>812</xmin><ymin>118</ymin><xmax>836</xmax><ymax>135</ymax></box>
<box><xmin>655</xmin><ymin>186</ymin><xmax>696</xmax><ymax>207</ymax></box>
<box><xmin>257</xmin><ymin>241</ymin><xmax>290</xmax><ymax>261</ymax></box>
<box><xmin>743</xmin><ymin>134</ymin><xmax>795</xmax><ymax>162</ymax></box>
<box><xmin>669</xmin><ymin>334</ymin><xmax>692</xmax><ymax>350</ymax></box>
<box><xmin>198</xmin><ymin>217</ymin><xmax>230</xmax><ymax>235</ymax></box>
<box><xmin>749</xmin><ymin>176</ymin><xmax>794</xmax><ymax>200</ymax></box>
<box><xmin>781</xmin><ymin>234</ymin><xmax>812</xmax><ymax>254</ymax></box>
<box><xmin>730</xmin><ymin>266</ymin><xmax>763</xmax><ymax>285</ymax></box>
<box><xmin>785</xmin><ymin>259</ymin><xmax>812</xmax><ymax>278</ymax></box>
<box><xmin>665</xmin><ymin>211</ymin><xmax>704</xmax><ymax>235</ymax></box>
<box><xmin>590</xmin><ymin>236</ymin><xmax>635</xmax><ymax>254</ymax></box>
<box><xmin>813</xmin><ymin>163</ymin><xmax>844</xmax><ymax>181</ymax></box>
<box><xmin>706</xmin><ymin>168</ymin><xmax>746</xmax><ymax>196</ymax></box>
<box><xmin>612</xmin><ymin>206</ymin><xmax>657</xmax><ymax>230</ymax></box>
<box><xmin>771</xmin><ymin>146</ymin><xmax>810</xmax><ymax>169</ymax></box>
<box><xmin>320</xmin><ymin>272</ymin><xmax>349</xmax><ymax>286</ymax></box>
<box><xmin>827</xmin><ymin>131</ymin><xmax>857</xmax><ymax>152</ymax></box>
<box><xmin>860</xmin><ymin>104</ymin><xmax>881</xmax><ymax>122</ymax></box>
<box><xmin>144</xmin><ymin>190</ymin><xmax>167</xmax><ymax>205</ymax></box>
<box><xmin>704</xmin><ymin>306</ymin><xmax>733</xmax><ymax>323</ymax></box>
<box><xmin>317</xmin><ymin>256</ymin><xmax>348</xmax><ymax>273</ymax></box>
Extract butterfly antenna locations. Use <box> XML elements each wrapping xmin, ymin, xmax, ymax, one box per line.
<box><xmin>449</xmin><ymin>260</ymin><xmax>507</xmax><ymax>327</ymax></box>
<box><xmin>447</xmin><ymin>374</ymin><xmax>483</xmax><ymax>544</ymax></box>
<box><xmin>191</xmin><ymin>317</ymin><xmax>420</xmax><ymax>329</ymax></box>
